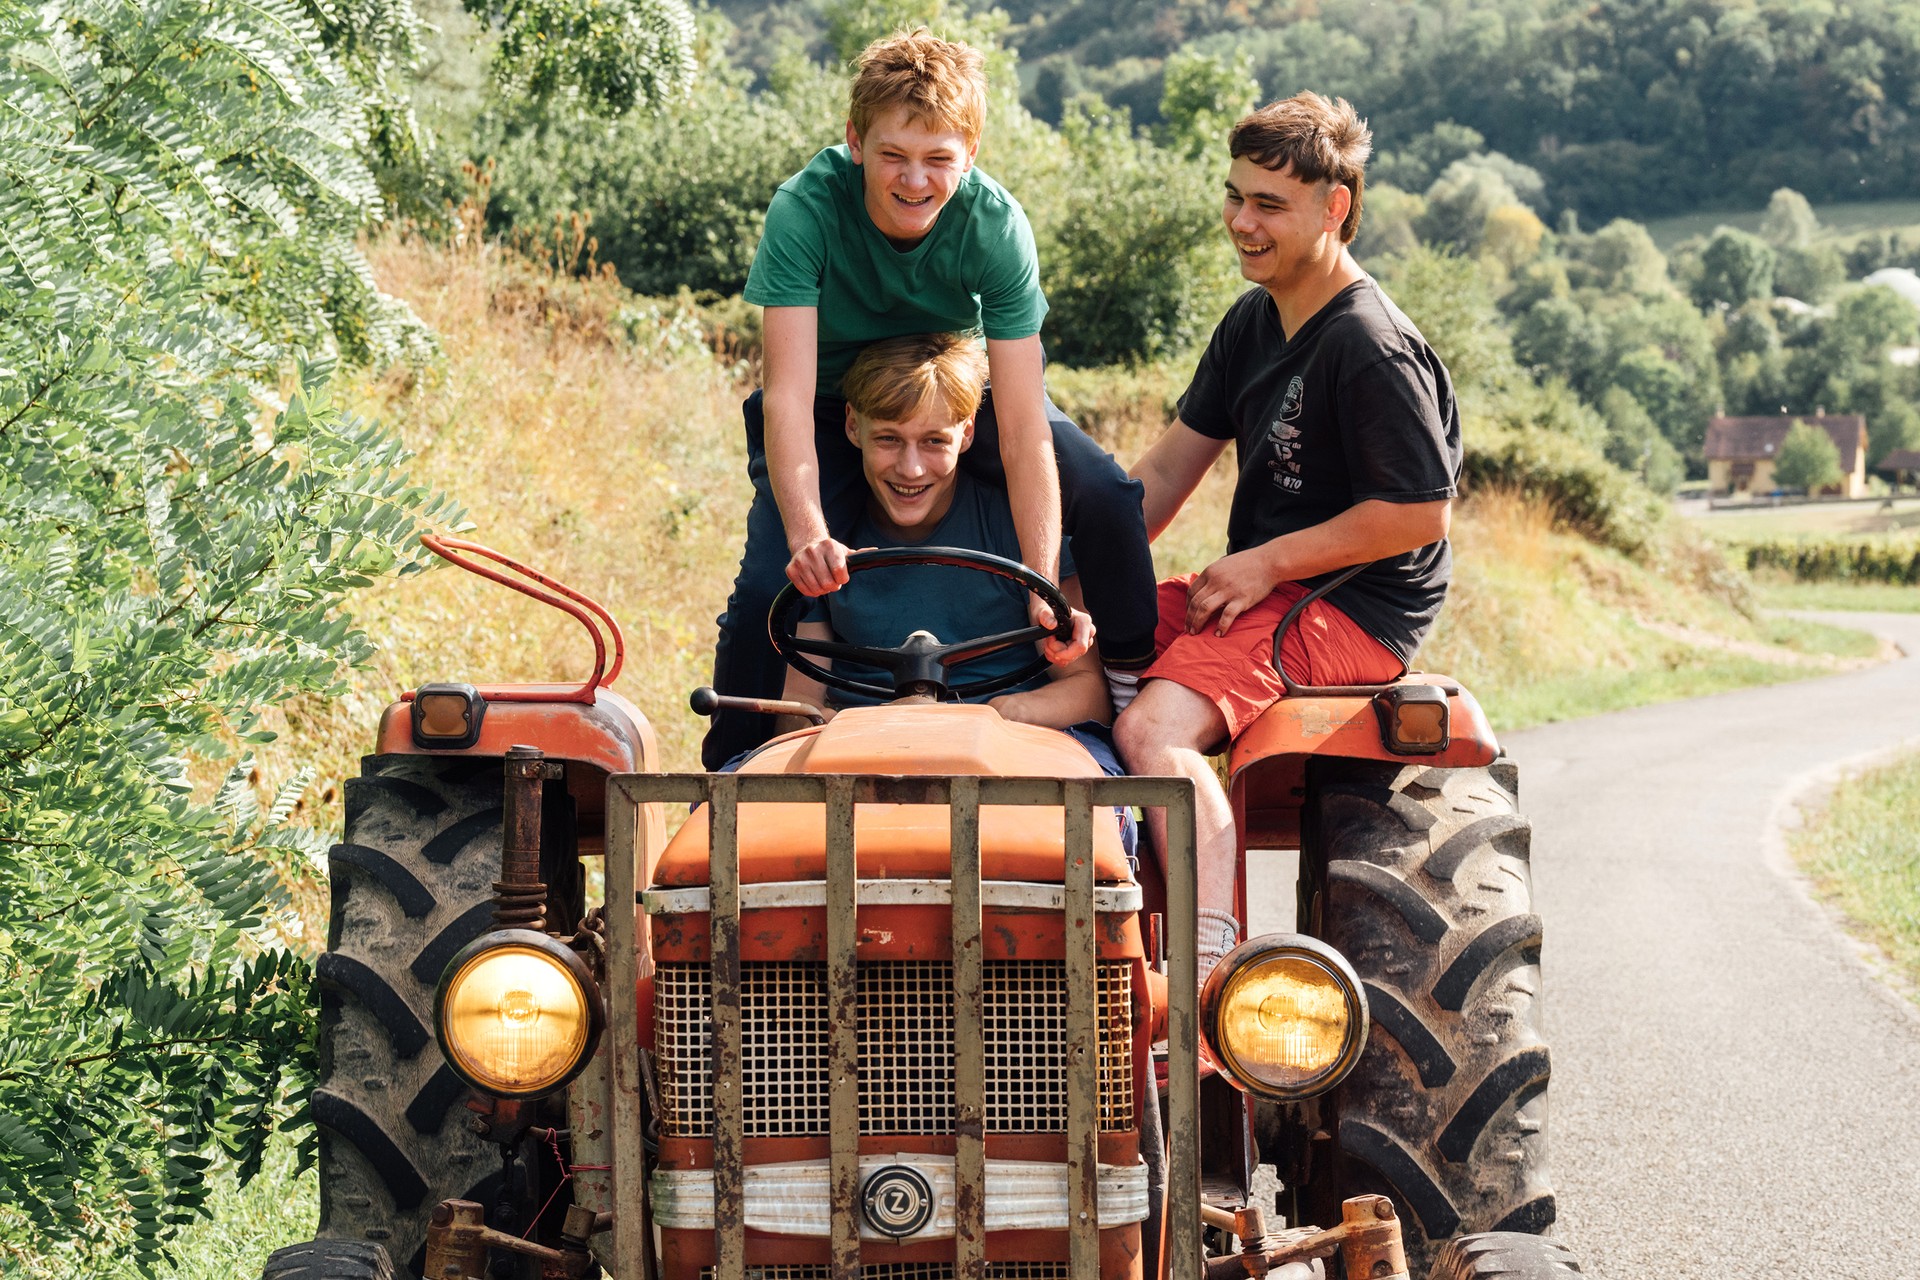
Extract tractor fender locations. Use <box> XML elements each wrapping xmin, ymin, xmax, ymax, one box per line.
<box><xmin>374</xmin><ymin>686</ymin><xmax>658</xmax><ymax>780</ymax></box>
<box><xmin>1229</xmin><ymin>680</ymin><xmax>1500</xmax><ymax>778</ymax></box>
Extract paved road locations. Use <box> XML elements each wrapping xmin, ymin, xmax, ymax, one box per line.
<box><xmin>1245</xmin><ymin>613</ymin><xmax>1920</xmax><ymax>1275</ymax></box>
<box><xmin>1509</xmin><ymin>612</ymin><xmax>1920</xmax><ymax>1278</ymax></box>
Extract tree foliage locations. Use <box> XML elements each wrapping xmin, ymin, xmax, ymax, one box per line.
<box><xmin>1037</xmin><ymin>96</ymin><xmax>1240</xmax><ymax>365</ymax></box>
<box><xmin>1760</xmin><ymin>187</ymin><xmax>1819</xmax><ymax>250</ymax></box>
<box><xmin>1694</xmin><ymin>227</ymin><xmax>1777</xmax><ymax>310</ymax></box>
<box><xmin>1156</xmin><ymin>48</ymin><xmax>1257</xmax><ymax>159</ymax></box>
<box><xmin>476</xmin><ymin>0</ymin><xmax>696</xmax><ymax>114</ymax></box>
<box><xmin>1773</xmin><ymin>420</ymin><xmax>1845</xmax><ymax>491</ymax></box>
<box><xmin>976</xmin><ymin>0</ymin><xmax>1920</xmax><ymax>223</ymax></box>
<box><xmin>479</xmin><ymin>48</ymin><xmax>842</xmax><ymax>296</ymax></box>
<box><xmin>0</xmin><ymin>0</ymin><xmax>471</xmax><ymax>1267</ymax></box>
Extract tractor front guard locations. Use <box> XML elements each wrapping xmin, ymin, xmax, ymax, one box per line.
<box><xmin>593</xmin><ymin>772</ymin><xmax>1203</xmax><ymax>1280</ymax></box>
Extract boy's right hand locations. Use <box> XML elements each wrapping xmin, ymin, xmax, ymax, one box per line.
<box><xmin>787</xmin><ymin>535</ymin><xmax>853</xmax><ymax>596</ymax></box>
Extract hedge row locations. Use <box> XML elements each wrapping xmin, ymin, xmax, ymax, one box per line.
<box><xmin>1744</xmin><ymin>538</ymin><xmax>1920</xmax><ymax>584</ymax></box>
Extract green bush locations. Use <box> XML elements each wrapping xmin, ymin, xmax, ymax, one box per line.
<box><xmin>1462</xmin><ymin>422</ymin><xmax>1665</xmax><ymax>559</ymax></box>
<box><xmin>1773</xmin><ymin>419</ymin><xmax>1845</xmax><ymax>492</ymax></box>
<box><xmin>1035</xmin><ymin>97</ymin><xmax>1240</xmax><ymax>366</ymax></box>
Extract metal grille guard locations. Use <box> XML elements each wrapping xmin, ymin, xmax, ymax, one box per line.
<box><xmin>602</xmin><ymin>773</ymin><xmax>1200</xmax><ymax>1280</ymax></box>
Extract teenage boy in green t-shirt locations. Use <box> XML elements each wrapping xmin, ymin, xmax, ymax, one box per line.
<box><xmin>703</xmin><ymin>29</ymin><xmax>1158</xmax><ymax>769</ymax></box>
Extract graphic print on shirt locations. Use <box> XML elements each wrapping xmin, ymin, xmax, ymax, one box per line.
<box><xmin>1267</xmin><ymin>375</ymin><xmax>1306</xmax><ymax>492</ymax></box>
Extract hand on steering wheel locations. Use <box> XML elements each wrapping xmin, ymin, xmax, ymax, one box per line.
<box><xmin>768</xmin><ymin>547</ymin><xmax>1075</xmax><ymax>702</ymax></box>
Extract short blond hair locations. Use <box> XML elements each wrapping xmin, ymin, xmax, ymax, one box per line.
<box><xmin>842</xmin><ymin>333</ymin><xmax>988</xmax><ymax>426</ymax></box>
<box><xmin>848</xmin><ymin>30</ymin><xmax>987</xmax><ymax>145</ymax></box>
<box><xmin>1229</xmin><ymin>92</ymin><xmax>1373</xmax><ymax>243</ymax></box>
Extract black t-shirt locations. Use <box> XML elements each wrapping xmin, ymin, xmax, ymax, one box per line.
<box><xmin>1176</xmin><ymin>278</ymin><xmax>1462</xmax><ymax>663</ymax></box>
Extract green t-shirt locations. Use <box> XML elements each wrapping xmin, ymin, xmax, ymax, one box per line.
<box><xmin>743</xmin><ymin>146</ymin><xmax>1049</xmax><ymax>391</ymax></box>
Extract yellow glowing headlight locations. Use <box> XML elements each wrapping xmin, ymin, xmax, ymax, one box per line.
<box><xmin>435</xmin><ymin>931</ymin><xmax>603</xmax><ymax>1098</ymax></box>
<box><xmin>1201</xmin><ymin>935</ymin><xmax>1367</xmax><ymax>1100</ymax></box>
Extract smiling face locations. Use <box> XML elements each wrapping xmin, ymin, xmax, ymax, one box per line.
<box><xmin>847</xmin><ymin>109</ymin><xmax>978</xmax><ymax>248</ymax></box>
<box><xmin>846</xmin><ymin>400</ymin><xmax>974</xmax><ymax>540</ymax></box>
<box><xmin>1222</xmin><ymin>155</ymin><xmax>1351</xmax><ymax>295</ymax></box>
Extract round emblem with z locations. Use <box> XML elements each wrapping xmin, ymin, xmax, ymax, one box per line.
<box><xmin>860</xmin><ymin>1165</ymin><xmax>937</xmax><ymax>1238</ymax></box>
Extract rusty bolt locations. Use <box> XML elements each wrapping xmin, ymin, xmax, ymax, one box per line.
<box><xmin>1374</xmin><ymin>1200</ymin><xmax>1394</xmax><ymax>1220</ymax></box>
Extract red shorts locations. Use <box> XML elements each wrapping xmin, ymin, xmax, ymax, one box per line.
<box><xmin>1143</xmin><ymin>574</ymin><xmax>1404</xmax><ymax>741</ymax></box>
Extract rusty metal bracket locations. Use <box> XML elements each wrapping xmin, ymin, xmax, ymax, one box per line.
<box><xmin>497</xmin><ymin>746</ymin><xmax>564</xmax><ymax>930</ymax></box>
<box><xmin>1202</xmin><ymin>1196</ymin><xmax>1408</xmax><ymax>1280</ymax></box>
<box><xmin>421</xmin><ymin>1199</ymin><xmax>600</xmax><ymax>1280</ymax></box>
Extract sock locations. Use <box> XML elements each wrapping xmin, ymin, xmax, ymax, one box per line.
<box><xmin>1105</xmin><ymin>668</ymin><xmax>1143</xmax><ymax>715</ymax></box>
<box><xmin>1196</xmin><ymin>907</ymin><xmax>1242</xmax><ymax>987</ymax></box>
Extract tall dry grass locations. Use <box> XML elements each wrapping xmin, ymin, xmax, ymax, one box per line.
<box><xmin>260</xmin><ymin>222</ymin><xmax>753</xmax><ymax>851</ymax></box>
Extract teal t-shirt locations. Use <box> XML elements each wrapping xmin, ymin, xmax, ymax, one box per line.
<box><xmin>804</xmin><ymin>474</ymin><xmax>1075</xmax><ymax>707</ymax></box>
<box><xmin>743</xmin><ymin>146</ymin><xmax>1050</xmax><ymax>391</ymax></box>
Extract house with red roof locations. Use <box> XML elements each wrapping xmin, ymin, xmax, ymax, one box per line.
<box><xmin>1703</xmin><ymin>412</ymin><xmax>1869</xmax><ymax>499</ymax></box>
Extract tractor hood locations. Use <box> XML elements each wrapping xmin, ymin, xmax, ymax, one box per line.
<box><xmin>652</xmin><ymin>704</ymin><xmax>1132</xmax><ymax>886</ymax></box>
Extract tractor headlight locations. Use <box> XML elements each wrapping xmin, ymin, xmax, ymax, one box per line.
<box><xmin>435</xmin><ymin>930</ymin><xmax>603</xmax><ymax>1098</ymax></box>
<box><xmin>1201</xmin><ymin>934</ymin><xmax>1368</xmax><ymax>1101</ymax></box>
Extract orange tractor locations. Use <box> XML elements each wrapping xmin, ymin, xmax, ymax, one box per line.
<box><xmin>263</xmin><ymin>539</ymin><xmax>1580</xmax><ymax>1280</ymax></box>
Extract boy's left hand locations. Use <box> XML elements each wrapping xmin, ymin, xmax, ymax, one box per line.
<box><xmin>1186</xmin><ymin>547</ymin><xmax>1283</xmax><ymax>636</ymax></box>
<box><xmin>1033</xmin><ymin>599</ymin><xmax>1095</xmax><ymax>664</ymax></box>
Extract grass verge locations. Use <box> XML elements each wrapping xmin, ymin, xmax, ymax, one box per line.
<box><xmin>1685</xmin><ymin>497</ymin><xmax>1920</xmax><ymax>542</ymax></box>
<box><xmin>1750</xmin><ymin>579</ymin><xmax>1920</xmax><ymax>613</ymax></box>
<box><xmin>1791</xmin><ymin>749</ymin><xmax>1920</xmax><ymax>1003</ymax></box>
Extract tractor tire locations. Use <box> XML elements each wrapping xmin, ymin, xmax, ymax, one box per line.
<box><xmin>1296</xmin><ymin>757</ymin><xmax>1552</xmax><ymax>1275</ymax></box>
<box><xmin>312</xmin><ymin>754</ymin><xmax>517</xmax><ymax>1278</ymax></box>
<box><xmin>261</xmin><ymin>1239</ymin><xmax>394</xmax><ymax>1280</ymax></box>
<box><xmin>1426</xmin><ymin>1233</ymin><xmax>1583</xmax><ymax>1279</ymax></box>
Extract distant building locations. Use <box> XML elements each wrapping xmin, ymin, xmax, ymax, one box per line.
<box><xmin>1876</xmin><ymin>448</ymin><xmax>1920</xmax><ymax>492</ymax></box>
<box><xmin>1704</xmin><ymin>412</ymin><xmax>1868</xmax><ymax>498</ymax></box>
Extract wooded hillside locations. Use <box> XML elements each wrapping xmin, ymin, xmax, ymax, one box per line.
<box><xmin>714</xmin><ymin>0</ymin><xmax>1920</xmax><ymax>223</ymax></box>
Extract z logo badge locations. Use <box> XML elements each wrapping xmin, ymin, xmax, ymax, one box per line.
<box><xmin>861</xmin><ymin>1165</ymin><xmax>936</xmax><ymax>1238</ymax></box>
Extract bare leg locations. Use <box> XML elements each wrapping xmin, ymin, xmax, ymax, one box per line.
<box><xmin>1112</xmin><ymin>679</ymin><xmax>1237</xmax><ymax>915</ymax></box>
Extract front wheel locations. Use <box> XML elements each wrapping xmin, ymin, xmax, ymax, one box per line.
<box><xmin>1296</xmin><ymin>759</ymin><xmax>1553</xmax><ymax>1274</ymax></box>
<box><xmin>262</xmin><ymin>1240</ymin><xmax>393</xmax><ymax>1280</ymax></box>
<box><xmin>1428</xmin><ymin>1232</ymin><xmax>1583</xmax><ymax>1278</ymax></box>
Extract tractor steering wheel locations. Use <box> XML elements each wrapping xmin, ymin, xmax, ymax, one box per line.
<box><xmin>768</xmin><ymin>547</ymin><xmax>1075</xmax><ymax>702</ymax></box>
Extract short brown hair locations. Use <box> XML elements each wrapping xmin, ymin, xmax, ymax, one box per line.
<box><xmin>1229</xmin><ymin>92</ymin><xmax>1372</xmax><ymax>243</ymax></box>
<box><xmin>848</xmin><ymin>30</ymin><xmax>988</xmax><ymax>145</ymax></box>
<box><xmin>842</xmin><ymin>333</ymin><xmax>989</xmax><ymax>426</ymax></box>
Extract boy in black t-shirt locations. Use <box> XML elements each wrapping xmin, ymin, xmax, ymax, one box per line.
<box><xmin>1112</xmin><ymin>93</ymin><xmax>1463</xmax><ymax>980</ymax></box>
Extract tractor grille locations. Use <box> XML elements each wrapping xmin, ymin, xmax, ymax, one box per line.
<box><xmin>655</xmin><ymin>961</ymin><xmax>1133</xmax><ymax>1136</ymax></box>
<box><xmin>701</xmin><ymin>1267</ymin><xmax>1071</xmax><ymax>1280</ymax></box>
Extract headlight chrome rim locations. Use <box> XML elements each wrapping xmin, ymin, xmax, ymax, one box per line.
<box><xmin>434</xmin><ymin>928</ymin><xmax>605</xmax><ymax>1099</ymax></box>
<box><xmin>1200</xmin><ymin>932</ymin><xmax>1368</xmax><ymax>1101</ymax></box>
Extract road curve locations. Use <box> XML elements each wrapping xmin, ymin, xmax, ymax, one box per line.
<box><xmin>1508</xmin><ymin>612</ymin><xmax>1920</xmax><ymax>1278</ymax></box>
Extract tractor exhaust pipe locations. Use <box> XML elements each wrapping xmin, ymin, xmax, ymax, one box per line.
<box><xmin>496</xmin><ymin>745</ymin><xmax>562</xmax><ymax>930</ymax></box>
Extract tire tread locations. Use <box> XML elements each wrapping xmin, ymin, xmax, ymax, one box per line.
<box><xmin>1299</xmin><ymin>760</ymin><xmax>1555</xmax><ymax>1275</ymax></box>
<box><xmin>305</xmin><ymin>755</ymin><xmax>516</xmax><ymax>1279</ymax></box>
